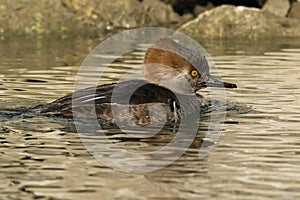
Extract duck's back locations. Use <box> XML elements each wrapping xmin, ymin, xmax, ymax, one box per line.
<box><xmin>39</xmin><ymin>80</ymin><xmax>183</xmax><ymax>124</ymax></box>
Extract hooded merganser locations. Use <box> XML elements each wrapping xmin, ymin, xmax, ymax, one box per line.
<box><xmin>39</xmin><ymin>38</ymin><xmax>237</xmax><ymax>125</ymax></box>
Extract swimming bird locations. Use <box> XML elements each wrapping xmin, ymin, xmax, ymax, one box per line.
<box><xmin>38</xmin><ymin>38</ymin><xmax>237</xmax><ymax>125</ymax></box>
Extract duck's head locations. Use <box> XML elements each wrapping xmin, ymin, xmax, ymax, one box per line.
<box><xmin>143</xmin><ymin>38</ymin><xmax>237</xmax><ymax>94</ymax></box>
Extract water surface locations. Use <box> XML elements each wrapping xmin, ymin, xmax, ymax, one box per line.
<box><xmin>0</xmin><ymin>36</ymin><xmax>300</xmax><ymax>199</ymax></box>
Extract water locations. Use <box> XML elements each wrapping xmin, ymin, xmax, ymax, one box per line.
<box><xmin>0</xmin><ymin>36</ymin><xmax>300</xmax><ymax>199</ymax></box>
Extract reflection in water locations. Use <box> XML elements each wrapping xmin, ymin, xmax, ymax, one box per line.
<box><xmin>0</xmin><ymin>37</ymin><xmax>300</xmax><ymax>199</ymax></box>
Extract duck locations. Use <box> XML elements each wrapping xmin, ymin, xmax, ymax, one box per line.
<box><xmin>38</xmin><ymin>38</ymin><xmax>237</xmax><ymax>125</ymax></box>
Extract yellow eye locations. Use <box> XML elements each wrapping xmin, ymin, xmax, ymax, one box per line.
<box><xmin>191</xmin><ymin>70</ymin><xmax>198</xmax><ymax>77</ymax></box>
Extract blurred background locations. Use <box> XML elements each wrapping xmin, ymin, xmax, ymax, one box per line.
<box><xmin>0</xmin><ymin>0</ymin><xmax>300</xmax><ymax>38</ymax></box>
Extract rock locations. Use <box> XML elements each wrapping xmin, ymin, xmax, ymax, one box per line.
<box><xmin>178</xmin><ymin>5</ymin><xmax>300</xmax><ymax>39</ymax></box>
<box><xmin>193</xmin><ymin>2</ymin><xmax>214</xmax><ymax>16</ymax></box>
<box><xmin>0</xmin><ymin>0</ymin><xmax>184</xmax><ymax>37</ymax></box>
<box><xmin>93</xmin><ymin>0</ymin><xmax>182</xmax><ymax>29</ymax></box>
<box><xmin>0</xmin><ymin>0</ymin><xmax>100</xmax><ymax>36</ymax></box>
<box><xmin>194</xmin><ymin>5</ymin><xmax>207</xmax><ymax>16</ymax></box>
<box><xmin>142</xmin><ymin>0</ymin><xmax>181</xmax><ymax>25</ymax></box>
<box><xmin>181</xmin><ymin>13</ymin><xmax>194</xmax><ymax>24</ymax></box>
<box><xmin>288</xmin><ymin>1</ymin><xmax>300</xmax><ymax>20</ymax></box>
<box><xmin>62</xmin><ymin>0</ymin><xmax>150</xmax><ymax>30</ymax></box>
<box><xmin>93</xmin><ymin>0</ymin><xmax>146</xmax><ymax>29</ymax></box>
<box><xmin>262</xmin><ymin>0</ymin><xmax>290</xmax><ymax>17</ymax></box>
<box><xmin>159</xmin><ymin>0</ymin><xmax>178</xmax><ymax>7</ymax></box>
